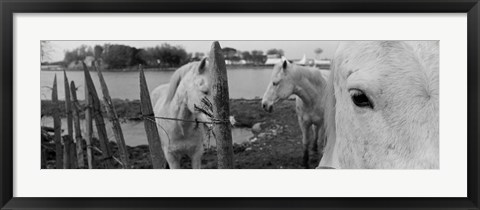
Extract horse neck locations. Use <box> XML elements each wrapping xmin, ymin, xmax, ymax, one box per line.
<box><xmin>166</xmin><ymin>81</ymin><xmax>196</xmax><ymax>128</ymax></box>
<box><xmin>290</xmin><ymin>67</ymin><xmax>325</xmax><ymax>107</ymax></box>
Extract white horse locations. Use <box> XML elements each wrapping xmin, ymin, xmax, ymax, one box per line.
<box><xmin>318</xmin><ymin>41</ymin><xmax>439</xmax><ymax>169</ymax></box>
<box><xmin>261</xmin><ymin>58</ymin><xmax>330</xmax><ymax>168</ymax></box>
<box><xmin>151</xmin><ymin>58</ymin><xmax>212</xmax><ymax>169</ymax></box>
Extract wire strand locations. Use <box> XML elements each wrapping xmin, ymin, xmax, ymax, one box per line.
<box><xmin>143</xmin><ymin>114</ymin><xmax>229</xmax><ymax>125</ymax></box>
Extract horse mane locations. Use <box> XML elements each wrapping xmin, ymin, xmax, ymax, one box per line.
<box><xmin>322</xmin><ymin>65</ymin><xmax>336</xmax><ymax>146</ymax></box>
<box><xmin>291</xmin><ymin>64</ymin><xmax>327</xmax><ymax>88</ymax></box>
<box><xmin>164</xmin><ymin>61</ymin><xmax>198</xmax><ymax>104</ymax></box>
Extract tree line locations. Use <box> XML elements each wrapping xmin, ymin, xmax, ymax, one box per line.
<box><xmin>61</xmin><ymin>44</ymin><xmax>291</xmax><ymax>70</ymax></box>
<box><xmin>62</xmin><ymin>44</ymin><xmax>202</xmax><ymax>69</ymax></box>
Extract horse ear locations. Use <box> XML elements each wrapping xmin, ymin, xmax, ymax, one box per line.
<box><xmin>197</xmin><ymin>57</ymin><xmax>207</xmax><ymax>74</ymax></box>
<box><xmin>281</xmin><ymin>56</ymin><xmax>289</xmax><ymax>70</ymax></box>
<box><xmin>282</xmin><ymin>60</ymin><xmax>288</xmax><ymax>69</ymax></box>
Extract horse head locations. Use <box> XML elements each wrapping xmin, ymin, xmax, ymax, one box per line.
<box><xmin>261</xmin><ymin>57</ymin><xmax>296</xmax><ymax>113</ymax></box>
<box><xmin>183</xmin><ymin>57</ymin><xmax>213</xmax><ymax>122</ymax></box>
<box><xmin>320</xmin><ymin>41</ymin><xmax>439</xmax><ymax>169</ymax></box>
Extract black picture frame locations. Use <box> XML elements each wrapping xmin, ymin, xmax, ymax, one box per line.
<box><xmin>1</xmin><ymin>0</ymin><xmax>479</xmax><ymax>209</ymax></box>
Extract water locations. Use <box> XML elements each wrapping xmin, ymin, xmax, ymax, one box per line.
<box><xmin>41</xmin><ymin>68</ymin><xmax>265</xmax><ymax>147</ymax></box>
<box><xmin>40</xmin><ymin>68</ymin><xmax>273</xmax><ymax>100</ymax></box>
<box><xmin>41</xmin><ymin>117</ymin><xmax>254</xmax><ymax>147</ymax></box>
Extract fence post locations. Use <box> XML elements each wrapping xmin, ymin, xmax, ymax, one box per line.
<box><xmin>139</xmin><ymin>65</ymin><xmax>166</xmax><ymax>169</ymax></box>
<box><xmin>82</xmin><ymin>62</ymin><xmax>114</xmax><ymax>169</ymax></box>
<box><xmin>41</xmin><ymin>128</ymin><xmax>47</xmax><ymax>168</ymax></box>
<box><xmin>51</xmin><ymin>75</ymin><xmax>63</xmax><ymax>169</ymax></box>
<box><xmin>41</xmin><ymin>145</ymin><xmax>47</xmax><ymax>168</ymax></box>
<box><xmin>70</xmin><ymin>81</ymin><xmax>86</xmax><ymax>169</ymax></box>
<box><xmin>84</xmin><ymin>73</ymin><xmax>95</xmax><ymax>169</ymax></box>
<box><xmin>63</xmin><ymin>70</ymin><xmax>74</xmax><ymax>169</ymax></box>
<box><xmin>209</xmin><ymin>41</ymin><xmax>234</xmax><ymax>169</ymax></box>
<box><xmin>63</xmin><ymin>135</ymin><xmax>71</xmax><ymax>169</ymax></box>
<box><xmin>70</xmin><ymin>141</ymin><xmax>78</xmax><ymax>169</ymax></box>
<box><xmin>94</xmin><ymin>61</ymin><xmax>130</xmax><ymax>169</ymax></box>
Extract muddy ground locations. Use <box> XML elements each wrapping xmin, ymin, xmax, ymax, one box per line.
<box><xmin>41</xmin><ymin>98</ymin><xmax>320</xmax><ymax>169</ymax></box>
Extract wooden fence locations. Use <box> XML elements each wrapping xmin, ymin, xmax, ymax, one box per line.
<box><xmin>41</xmin><ymin>41</ymin><xmax>233</xmax><ymax>169</ymax></box>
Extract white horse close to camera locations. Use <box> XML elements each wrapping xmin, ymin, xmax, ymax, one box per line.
<box><xmin>318</xmin><ymin>41</ymin><xmax>439</xmax><ymax>169</ymax></box>
<box><xmin>151</xmin><ymin>58</ymin><xmax>212</xmax><ymax>169</ymax></box>
<box><xmin>262</xmin><ymin>59</ymin><xmax>330</xmax><ymax>168</ymax></box>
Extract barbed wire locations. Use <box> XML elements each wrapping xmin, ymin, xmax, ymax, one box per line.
<box><xmin>143</xmin><ymin>114</ymin><xmax>229</xmax><ymax>125</ymax></box>
<box><xmin>142</xmin><ymin>115</ymin><xmax>172</xmax><ymax>145</ymax></box>
<box><xmin>139</xmin><ymin>96</ymin><xmax>228</xmax><ymax>146</ymax></box>
<box><xmin>142</xmin><ymin>114</ymin><xmax>220</xmax><ymax>148</ymax></box>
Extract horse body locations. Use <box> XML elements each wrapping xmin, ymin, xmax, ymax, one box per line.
<box><xmin>152</xmin><ymin>58</ymin><xmax>211</xmax><ymax>169</ymax></box>
<box><xmin>262</xmin><ymin>60</ymin><xmax>329</xmax><ymax>168</ymax></box>
<box><xmin>318</xmin><ymin>41</ymin><xmax>439</xmax><ymax>169</ymax></box>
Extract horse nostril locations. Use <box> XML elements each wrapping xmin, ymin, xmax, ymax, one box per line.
<box><xmin>268</xmin><ymin>106</ymin><xmax>273</xmax><ymax>113</ymax></box>
<box><xmin>262</xmin><ymin>103</ymin><xmax>268</xmax><ymax>111</ymax></box>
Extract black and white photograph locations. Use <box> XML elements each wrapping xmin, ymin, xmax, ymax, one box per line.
<box><xmin>40</xmin><ymin>40</ymin><xmax>439</xmax><ymax>169</ymax></box>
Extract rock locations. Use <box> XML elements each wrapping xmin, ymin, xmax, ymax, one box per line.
<box><xmin>229</xmin><ymin>116</ymin><xmax>237</xmax><ymax>126</ymax></box>
<box><xmin>251</xmin><ymin>122</ymin><xmax>263</xmax><ymax>133</ymax></box>
<box><xmin>271</xmin><ymin>130</ymin><xmax>277</xmax><ymax>136</ymax></box>
<box><xmin>245</xmin><ymin>147</ymin><xmax>252</xmax><ymax>151</ymax></box>
<box><xmin>250</xmin><ymin>137</ymin><xmax>258</xmax><ymax>142</ymax></box>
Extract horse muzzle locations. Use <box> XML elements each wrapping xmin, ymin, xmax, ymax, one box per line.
<box><xmin>262</xmin><ymin>103</ymin><xmax>273</xmax><ymax>113</ymax></box>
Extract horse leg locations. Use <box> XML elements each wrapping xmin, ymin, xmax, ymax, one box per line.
<box><xmin>312</xmin><ymin>125</ymin><xmax>319</xmax><ymax>154</ymax></box>
<box><xmin>317</xmin><ymin>124</ymin><xmax>326</xmax><ymax>161</ymax></box>
<box><xmin>165</xmin><ymin>153</ymin><xmax>181</xmax><ymax>169</ymax></box>
<box><xmin>298</xmin><ymin>117</ymin><xmax>312</xmax><ymax>169</ymax></box>
<box><xmin>191</xmin><ymin>148</ymin><xmax>203</xmax><ymax>169</ymax></box>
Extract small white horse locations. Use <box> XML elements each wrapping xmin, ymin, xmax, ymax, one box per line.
<box><xmin>262</xmin><ymin>58</ymin><xmax>330</xmax><ymax>168</ymax></box>
<box><xmin>318</xmin><ymin>41</ymin><xmax>439</xmax><ymax>169</ymax></box>
<box><xmin>151</xmin><ymin>58</ymin><xmax>212</xmax><ymax>169</ymax></box>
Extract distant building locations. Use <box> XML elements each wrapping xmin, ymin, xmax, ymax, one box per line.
<box><xmin>295</xmin><ymin>54</ymin><xmax>308</xmax><ymax>66</ymax></box>
<box><xmin>40</xmin><ymin>64</ymin><xmax>63</xmax><ymax>71</ymax></box>
<box><xmin>314</xmin><ymin>59</ymin><xmax>331</xmax><ymax>69</ymax></box>
<box><xmin>264</xmin><ymin>54</ymin><xmax>282</xmax><ymax>65</ymax></box>
<box><xmin>293</xmin><ymin>54</ymin><xmax>331</xmax><ymax>69</ymax></box>
<box><xmin>225</xmin><ymin>59</ymin><xmax>247</xmax><ymax>65</ymax></box>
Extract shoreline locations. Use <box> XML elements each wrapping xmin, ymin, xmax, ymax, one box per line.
<box><xmin>41</xmin><ymin>98</ymin><xmax>288</xmax><ymax>128</ymax></box>
<box><xmin>40</xmin><ymin>65</ymin><xmax>273</xmax><ymax>72</ymax></box>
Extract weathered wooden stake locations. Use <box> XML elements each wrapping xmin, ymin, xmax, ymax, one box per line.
<box><xmin>83</xmin><ymin>62</ymin><xmax>114</xmax><ymax>169</ymax></box>
<box><xmin>209</xmin><ymin>41</ymin><xmax>234</xmax><ymax>168</ymax></box>
<box><xmin>41</xmin><ymin>145</ymin><xmax>47</xmax><ymax>169</ymax></box>
<box><xmin>63</xmin><ymin>70</ymin><xmax>74</xmax><ymax>169</ymax></box>
<box><xmin>84</xmin><ymin>74</ymin><xmax>95</xmax><ymax>169</ymax></box>
<box><xmin>51</xmin><ymin>75</ymin><xmax>63</xmax><ymax>169</ymax></box>
<box><xmin>94</xmin><ymin>61</ymin><xmax>130</xmax><ymax>169</ymax></box>
<box><xmin>139</xmin><ymin>65</ymin><xmax>166</xmax><ymax>169</ymax></box>
<box><xmin>70</xmin><ymin>81</ymin><xmax>86</xmax><ymax>168</ymax></box>
<box><xmin>63</xmin><ymin>135</ymin><xmax>71</xmax><ymax>169</ymax></box>
<box><xmin>70</xmin><ymin>141</ymin><xmax>78</xmax><ymax>169</ymax></box>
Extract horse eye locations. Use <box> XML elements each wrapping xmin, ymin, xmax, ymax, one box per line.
<box><xmin>349</xmin><ymin>89</ymin><xmax>374</xmax><ymax>109</ymax></box>
<box><xmin>272</xmin><ymin>82</ymin><xmax>279</xmax><ymax>86</ymax></box>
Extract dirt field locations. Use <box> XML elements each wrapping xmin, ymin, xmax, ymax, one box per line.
<box><xmin>41</xmin><ymin>98</ymin><xmax>321</xmax><ymax>169</ymax></box>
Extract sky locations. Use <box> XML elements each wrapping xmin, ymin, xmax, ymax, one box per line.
<box><xmin>42</xmin><ymin>40</ymin><xmax>339</xmax><ymax>62</ymax></box>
